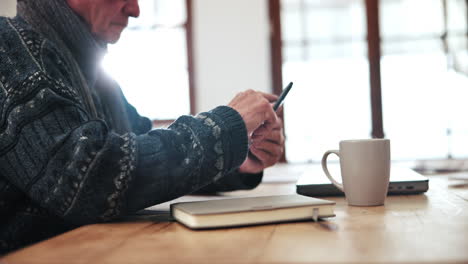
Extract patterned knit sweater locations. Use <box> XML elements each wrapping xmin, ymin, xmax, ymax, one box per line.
<box><xmin>0</xmin><ymin>16</ymin><xmax>261</xmax><ymax>253</ymax></box>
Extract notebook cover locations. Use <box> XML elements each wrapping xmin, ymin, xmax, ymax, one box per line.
<box><xmin>171</xmin><ymin>194</ymin><xmax>335</xmax><ymax>215</ymax></box>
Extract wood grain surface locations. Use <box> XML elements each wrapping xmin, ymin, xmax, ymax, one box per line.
<box><xmin>2</xmin><ymin>164</ymin><xmax>468</xmax><ymax>264</ymax></box>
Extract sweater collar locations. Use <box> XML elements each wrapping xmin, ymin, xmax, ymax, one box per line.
<box><xmin>17</xmin><ymin>0</ymin><xmax>107</xmax><ymax>87</ymax></box>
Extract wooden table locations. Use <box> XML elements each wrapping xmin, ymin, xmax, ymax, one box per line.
<box><xmin>2</xmin><ymin>164</ymin><xmax>468</xmax><ymax>264</ymax></box>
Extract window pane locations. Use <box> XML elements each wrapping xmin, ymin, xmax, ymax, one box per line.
<box><xmin>382</xmin><ymin>54</ymin><xmax>451</xmax><ymax>159</ymax></box>
<box><xmin>281</xmin><ymin>7</ymin><xmax>303</xmax><ymax>43</ymax></box>
<box><xmin>447</xmin><ymin>0</ymin><xmax>467</xmax><ymax>33</ymax></box>
<box><xmin>282</xmin><ymin>0</ymin><xmax>468</xmax><ymax>162</ymax></box>
<box><xmin>382</xmin><ymin>38</ymin><xmax>445</xmax><ymax>55</ymax></box>
<box><xmin>103</xmin><ymin>0</ymin><xmax>189</xmax><ymax>120</ymax></box>
<box><xmin>380</xmin><ymin>0</ymin><xmax>468</xmax><ymax>160</ymax></box>
<box><xmin>305</xmin><ymin>1</ymin><xmax>365</xmax><ymax>40</ymax></box>
<box><xmin>382</xmin><ymin>54</ymin><xmax>468</xmax><ymax>159</ymax></box>
<box><xmin>283</xmin><ymin>58</ymin><xmax>371</xmax><ymax>162</ymax></box>
<box><xmin>305</xmin><ymin>42</ymin><xmax>366</xmax><ymax>59</ymax></box>
<box><xmin>447</xmin><ymin>0</ymin><xmax>468</xmax><ymax>75</ymax></box>
<box><xmin>152</xmin><ymin>0</ymin><xmax>187</xmax><ymax>26</ymax></box>
<box><xmin>130</xmin><ymin>0</ymin><xmax>186</xmax><ymax>28</ymax></box>
<box><xmin>281</xmin><ymin>0</ymin><xmax>370</xmax><ymax>163</ymax></box>
<box><xmin>283</xmin><ymin>45</ymin><xmax>304</xmax><ymax>62</ymax></box>
<box><xmin>380</xmin><ymin>0</ymin><xmax>444</xmax><ymax>38</ymax></box>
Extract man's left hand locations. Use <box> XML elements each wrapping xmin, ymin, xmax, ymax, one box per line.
<box><xmin>238</xmin><ymin>117</ymin><xmax>285</xmax><ymax>174</ymax></box>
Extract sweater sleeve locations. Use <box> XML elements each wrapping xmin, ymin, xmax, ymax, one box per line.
<box><xmin>112</xmin><ymin>81</ymin><xmax>263</xmax><ymax>196</ymax></box>
<box><xmin>0</xmin><ymin>68</ymin><xmax>249</xmax><ymax>225</ymax></box>
<box><xmin>194</xmin><ymin>170</ymin><xmax>263</xmax><ymax>194</ymax></box>
<box><xmin>125</xmin><ymin>106</ymin><xmax>250</xmax><ymax>212</ymax></box>
<box><xmin>0</xmin><ymin>29</ymin><xmax>251</xmax><ymax>226</ymax></box>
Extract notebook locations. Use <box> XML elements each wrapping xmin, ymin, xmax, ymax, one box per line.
<box><xmin>170</xmin><ymin>194</ymin><xmax>335</xmax><ymax>229</ymax></box>
<box><xmin>296</xmin><ymin>165</ymin><xmax>429</xmax><ymax>197</ymax></box>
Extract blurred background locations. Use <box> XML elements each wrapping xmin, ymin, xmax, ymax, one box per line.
<box><xmin>2</xmin><ymin>0</ymin><xmax>468</xmax><ymax>166</ymax></box>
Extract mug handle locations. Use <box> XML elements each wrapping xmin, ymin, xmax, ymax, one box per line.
<box><xmin>321</xmin><ymin>150</ymin><xmax>344</xmax><ymax>192</ymax></box>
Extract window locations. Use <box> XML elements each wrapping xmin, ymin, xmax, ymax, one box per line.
<box><xmin>280</xmin><ymin>0</ymin><xmax>371</xmax><ymax>162</ymax></box>
<box><xmin>278</xmin><ymin>0</ymin><xmax>468</xmax><ymax>162</ymax></box>
<box><xmin>102</xmin><ymin>0</ymin><xmax>191</xmax><ymax>120</ymax></box>
<box><xmin>380</xmin><ymin>0</ymin><xmax>468</xmax><ymax>159</ymax></box>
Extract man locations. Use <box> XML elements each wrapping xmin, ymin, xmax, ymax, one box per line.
<box><xmin>0</xmin><ymin>0</ymin><xmax>284</xmax><ymax>253</ymax></box>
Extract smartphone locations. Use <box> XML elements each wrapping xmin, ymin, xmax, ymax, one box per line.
<box><xmin>273</xmin><ymin>82</ymin><xmax>293</xmax><ymax>111</ymax></box>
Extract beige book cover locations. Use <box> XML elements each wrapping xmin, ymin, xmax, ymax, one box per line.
<box><xmin>171</xmin><ymin>194</ymin><xmax>335</xmax><ymax>229</ymax></box>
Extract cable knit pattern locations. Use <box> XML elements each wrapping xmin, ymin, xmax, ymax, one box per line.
<box><xmin>101</xmin><ymin>133</ymin><xmax>137</xmax><ymax>220</ymax></box>
<box><xmin>0</xmin><ymin>13</ymin><xmax>261</xmax><ymax>254</ymax></box>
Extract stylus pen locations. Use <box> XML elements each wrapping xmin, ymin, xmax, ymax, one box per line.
<box><xmin>273</xmin><ymin>82</ymin><xmax>293</xmax><ymax>111</ymax></box>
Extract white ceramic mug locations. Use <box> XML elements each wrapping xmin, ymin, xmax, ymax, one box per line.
<box><xmin>321</xmin><ymin>139</ymin><xmax>391</xmax><ymax>206</ymax></box>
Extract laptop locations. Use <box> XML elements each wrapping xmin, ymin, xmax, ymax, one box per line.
<box><xmin>296</xmin><ymin>164</ymin><xmax>429</xmax><ymax>197</ymax></box>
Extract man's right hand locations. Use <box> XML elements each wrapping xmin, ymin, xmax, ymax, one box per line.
<box><xmin>228</xmin><ymin>90</ymin><xmax>279</xmax><ymax>140</ymax></box>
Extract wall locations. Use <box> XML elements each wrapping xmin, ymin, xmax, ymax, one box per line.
<box><xmin>0</xmin><ymin>0</ymin><xmax>16</xmax><ymax>17</ymax></box>
<box><xmin>192</xmin><ymin>0</ymin><xmax>272</xmax><ymax>112</ymax></box>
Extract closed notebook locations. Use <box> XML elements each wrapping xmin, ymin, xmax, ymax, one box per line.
<box><xmin>170</xmin><ymin>194</ymin><xmax>335</xmax><ymax>229</ymax></box>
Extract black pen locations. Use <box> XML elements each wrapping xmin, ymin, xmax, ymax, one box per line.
<box><xmin>273</xmin><ymin>82</ymin><xmax>293</xmax><ymax>111</ymax></box>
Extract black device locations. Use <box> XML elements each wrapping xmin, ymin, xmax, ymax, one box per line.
<box><xmin>296</xmin><ymin>165</ymin><xmax>429</xmax><ymax>197</ymax></box>
<box><xmin>273</xmin><ymin>82</ymin><xmax>293</xmax><ymax>111</ymax></box>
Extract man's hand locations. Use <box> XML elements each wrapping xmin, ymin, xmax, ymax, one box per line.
<box><xmin>228</xmin><ymin>90</ymin><xmax>278</xmax><ymax>139</ymax></box>
<box><xmin>238</xmin><ymin>116</ymin><xmax>285</xmax><ymax>174</ymax></box>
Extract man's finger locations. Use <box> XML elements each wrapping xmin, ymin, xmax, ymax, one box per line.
<box><xmin>276</xmin><ymin>105</ymin><xmax>284</xmax><ymax>116</ymax></box>
<box><xmin>263</xmin><ymin>111</ymin><xmax>278</xmax><ymax>134</ymax></box>
<box><xmin>252</xmin><ymin>140</ymin><xmax>283</xmax><ymax>157</ymax></box>
<box><xmin>258</xmin><ymin>129</ymin><xmax>283</xmax><ymax>143</ymax></box>
<box><xmin>250</xmin><ymin>147</ymin><xmax>277</xmax><ymax>168</ymax></box>
<box><xmin>252</xmin><ymin>125</ymin><xmax>268</xmax><ymax>138</ymax></box>
<box><xmin>253</xmin><ymin>121</ymin><xmax>281</xmax><ymax>136</ymax></box>
<box><xmin>259</xmin><ymin>92</ymin><xmax>279</xmax><ymax>102</ymax></box>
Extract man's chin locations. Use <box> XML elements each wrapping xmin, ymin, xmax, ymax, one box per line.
<box><xmin>94</xmin><ymin>31</ymin><xmax>122</xmax><ymax>44</ymax></box>
<box><xmin>104</xmin><ymin>32</ymin><xmax>122</xmax><ymax>44</ymax></box>
<box><xmin>107</xmin><ymin>37</ymin><xmax>120</xmax><ymax>44</ymax></box>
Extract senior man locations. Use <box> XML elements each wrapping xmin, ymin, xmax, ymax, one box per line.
<box><xmin>0</xmin><ymin>0</ymin><xmax>284</xmax><ymax>253</ymax></box>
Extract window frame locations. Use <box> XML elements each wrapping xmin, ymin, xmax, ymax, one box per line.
<box><xmin>269</xmin><ymin>0</ymin><xmax>468</xmax><ymax>162</ymax></box>
<box><xmin>147</xmin><ymin>0</ymin><xmax>195</xmax><ymax>128</ymax></box>
<box><xmin>269</xmin><ymin>0</ymin><xmax>384</xmax><ymax>144</ymax></box>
